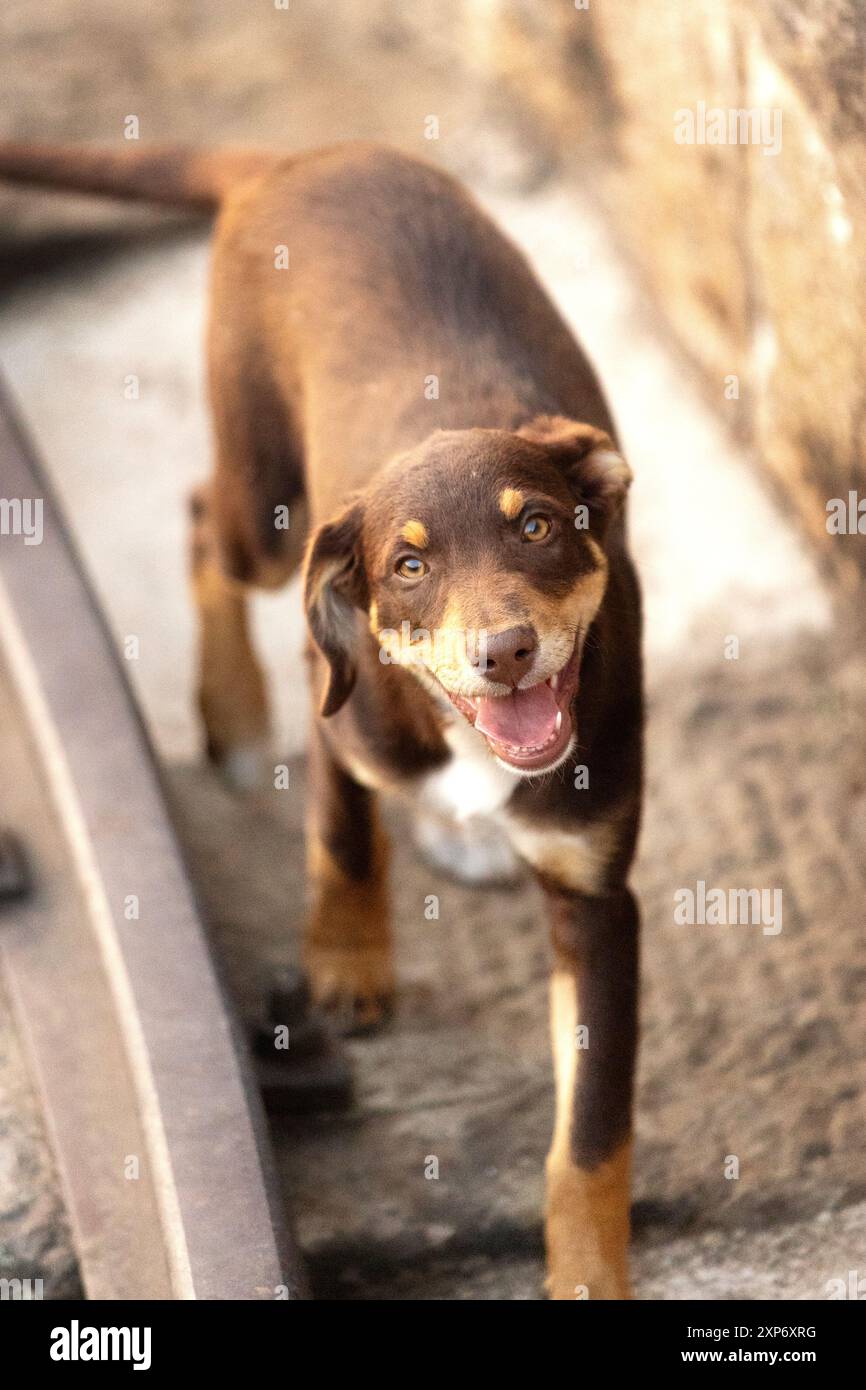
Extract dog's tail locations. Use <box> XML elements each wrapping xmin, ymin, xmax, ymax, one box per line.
<box><xmin>0</xmin><ymin>142</ymin><xmax>279</xmax><ymax>212</ymax></box>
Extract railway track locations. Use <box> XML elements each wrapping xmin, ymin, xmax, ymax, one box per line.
<box><xmin>0</xmin><ymin>379</ymin><xmax>305</xmax><ymax>1299</ymax></box>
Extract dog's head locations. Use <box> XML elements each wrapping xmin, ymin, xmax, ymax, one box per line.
<box><xmin>304</xmin><ymin>416</ymin><xmax>631</xmax><ymax>775</ymax></box>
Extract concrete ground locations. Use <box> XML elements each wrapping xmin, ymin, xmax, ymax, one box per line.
<box><xmin>1</xmin><ymin>180</ymin><xmax>863</xmax><ymax>1298</ymax></box>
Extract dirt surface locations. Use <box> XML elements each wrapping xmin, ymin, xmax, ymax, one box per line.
<box><xmin>0</xmin><ymin>973</ymin><xmax>80</xmax><ymax>1298</ymax></box>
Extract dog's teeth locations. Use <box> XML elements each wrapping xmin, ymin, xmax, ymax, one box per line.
<box><xmin>555</xmin><ymin>711</ymin><xmax>562</xmax><ymax>732</ymax></box>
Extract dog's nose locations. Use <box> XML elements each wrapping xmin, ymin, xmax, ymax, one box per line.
<box><xmin>480</xmin><ymin>625</ymin><xmax>538</xmax><ymax>687</ymax></box>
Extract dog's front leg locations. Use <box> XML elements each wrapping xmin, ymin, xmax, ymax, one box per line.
<box><xmin>541</xmin><ymin>881</ymin><xmax>639</xmax><ymax>1300</ymax></box>
<box><xmin>304</xmin><ymin>721</ymin><xmax>394</xmax><ymax>1034</ymax></box>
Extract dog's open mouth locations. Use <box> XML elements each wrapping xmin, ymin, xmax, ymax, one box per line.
<box><xmin>446</xmin><ymin>640</ymin><xmax>581</xmax><ymax>773</ymax></box>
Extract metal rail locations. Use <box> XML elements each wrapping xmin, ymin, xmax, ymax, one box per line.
<box><xmin>0</xmin><ymin>379</ymin><xmax>305</xmax><ymax>1299</ymax></box>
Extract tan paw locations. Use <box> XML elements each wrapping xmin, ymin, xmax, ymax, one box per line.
<box><xmin>305</xmin><ymin>946</ymin><xmax>395</xmax><ymax>1036</ymax></box>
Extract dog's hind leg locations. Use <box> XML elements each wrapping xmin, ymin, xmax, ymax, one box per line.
<box><xmin>188</xmin><ymin>482</ymin><xmax>274</xmax><ymax>789</ymax></box>
<box><xmin>191</xmin><ymin>293</ymin><xmax>308</xmax><ymax>787</ymax></box>
<box><xmin>303</xmin><ymin>721</ymin><xmax>394</xmax><ymax>1035</ymax></box>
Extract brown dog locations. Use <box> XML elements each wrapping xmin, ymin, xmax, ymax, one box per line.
<box><xmin>0</xmin><ymin>141</ymin><xmax>643</xmax><ymax>1299</ymax></box>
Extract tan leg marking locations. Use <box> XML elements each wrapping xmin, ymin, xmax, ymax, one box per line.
<box><xmin>545</xmin><ymin>969</ymin><xmax>632</xmax><ymax>1300</ymax></box>
<box><xmin>304</xmin><ymin>829</ymin><xmax>394</xmax><ymax>1034</ymax></box>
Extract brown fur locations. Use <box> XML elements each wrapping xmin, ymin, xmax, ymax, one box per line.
<box><xmin>1</xmin><ymin>140</ymin><xmax>645</xmax><ymax>1298</ymax></box>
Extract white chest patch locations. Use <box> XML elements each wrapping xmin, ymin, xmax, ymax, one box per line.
<box><xmin>419</xmin><ymin>717</ymin><xmax>518</xmax><ymax>822</ymax></box>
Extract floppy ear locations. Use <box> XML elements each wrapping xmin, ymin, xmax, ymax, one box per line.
<box><xmin>517</xmin><ymin>414</ymin><xmax>632</xmax><ymax>521</ymax></box>
<box><xmin>303</xmin><ymin>501</ymin><xmax>368</xmax><ymax>717</ymax></box>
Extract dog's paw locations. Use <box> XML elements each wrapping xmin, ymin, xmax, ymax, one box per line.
<box><xmin>413</xmin><ymin>810</ymin><xmax>523</xmax><ymax>887</ymax></box>
<box><xmin>305</xmin><ymin>946</ymin><xmax>395</xmax><ymax>1036</ymax></box>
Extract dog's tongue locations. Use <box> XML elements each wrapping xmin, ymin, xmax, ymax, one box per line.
<box><xmin>474</xmin><ymin>682</ymin><xmax>559</xmax><ymax>749</ymax></box>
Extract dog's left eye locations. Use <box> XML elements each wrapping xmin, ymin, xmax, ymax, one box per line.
<box><xmin>395</xmin><ymin>555</ymin><xmax>428</xmax><ymax>579</ymax></box>
<box><xmin>521</xmin><ymin>514</ymin><xmax>552</xmax><ymax>542</ymax></box>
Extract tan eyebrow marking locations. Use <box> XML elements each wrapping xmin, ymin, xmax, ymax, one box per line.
<box><xmin>499</xmin><ymin>487</ymin><xmax>525</xmax><ymax>520</ymax></box>
<box><xmin>400</xmin><ymin>519</ymin><xmax>429</xmax><ymax>548</ymax></box>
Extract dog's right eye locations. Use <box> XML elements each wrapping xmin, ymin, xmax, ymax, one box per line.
<box><xmin>395</xmin><ymin>555</ymin><xmax>428</xmax><ymax>579</ymax></box>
